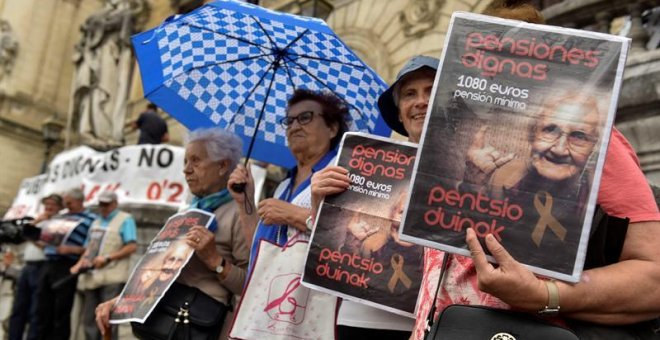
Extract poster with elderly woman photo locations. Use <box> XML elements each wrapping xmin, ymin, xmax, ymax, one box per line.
<box><xmin>109</xmin><ymin>209</ymin><xmax>214</xmax><ymax>323</ymax></box>
<box><xmin>302</xmin><ymin>133</ymin><xmax>423</xmax><ymax>316</ymax></box>
<box><xmin>399</xmin><ymin>12</ymin><xmax>629</xmax><ymax>282</ymax></box>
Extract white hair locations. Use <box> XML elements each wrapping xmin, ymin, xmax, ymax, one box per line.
<box><xmin>186</xmin><ymin>128</ymin><xmax>243</xmax><ymax>171</ymax></box>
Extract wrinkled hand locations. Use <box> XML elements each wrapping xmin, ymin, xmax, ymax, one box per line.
<box><xmin>70</xmin><ymin>258</ymin><xmax>92</xmax><ymax>274</ymax></box>
<box><xmin>310</xmin><ymin>166</ymin><xmax>350</xmax><ymax>216</ymax></box>
<box><xmin>464</xmin><ymin>126</ymin><xmax>515</xmax><ymax>185</ymax></box>
<box><xmin>465</xmin><ymin>228</ymin><xmax>547</xmax><ymax>311</ymax></box>
<box><xmin>227</xmin><ymin>164</ymin><xmax>255</xmax><ymax>207</ymax></box>
<box><xmin>257</xmin><ymin>199</ymin><xmax>299</xmax><ymax>226</ymax></box>
<box><xmin>95</xmin><ymin>296</ymin><xmax>118</xmax><ymax>336</ymax></box>
<box><xmin>186</xmin><ymin>225</ymin><xmax>219</xmax><ymax>270</ymax></box>
<box><xmin>92</xmin><ymin>255</ymin><xmax>108</xmax><ymax>269</ymax></box>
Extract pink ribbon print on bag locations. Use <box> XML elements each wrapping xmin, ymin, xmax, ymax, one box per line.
<box><xmin>264</xmin><ymin>273</ymin><xmax>309</xmax><ymax>325</ymax></box>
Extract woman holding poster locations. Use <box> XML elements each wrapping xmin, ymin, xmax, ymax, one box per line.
<box><xmin>389</xmin><ymin>4</ymin><xmax>660</xmax><ymax>340</ymax></box>
<box><xmin>95</xmin><ymin>128</ymin><xmax>249</xmax><ymax>339</ymax></box>
<box><xmin>310</xmin><ymin>55</ymin><xmax>439</xmax><ymax>339</ymax></box>
<box><xmin>227</xmin><ymin>89</ymin><xmax>349</xmax><ymax>274</ymax></box>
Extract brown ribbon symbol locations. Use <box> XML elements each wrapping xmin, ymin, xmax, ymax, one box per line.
<box><xmin>388</xmin><ymin>254</ymin><xmax>412</xmax><ymax>293</ymax></box>
<box><xmin>532</xmin><ymin>191</ymin><xmax>567</xmax><ymax>247</ymax></box>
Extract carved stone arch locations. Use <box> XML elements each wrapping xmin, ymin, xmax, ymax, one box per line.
<box><xmin>327</xmin><ymin>0</ymin><xmax>498</xmax><ymax>84</ymax></box>
<box><xmin>333</xmin><ymin>27</ymin><xmax>392</xmax><ymax>82</ymax></box>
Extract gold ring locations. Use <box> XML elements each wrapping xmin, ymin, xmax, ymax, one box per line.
<box><xmin>196</xmin><ymin>237</ymin><xmax>200</xmax><ymax>243</ymax></box>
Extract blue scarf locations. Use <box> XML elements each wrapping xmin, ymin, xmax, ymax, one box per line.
<box><xmin>189</xmin><ymin>189</ymin><xmax>233</xmax><ymax>232</ymax></box>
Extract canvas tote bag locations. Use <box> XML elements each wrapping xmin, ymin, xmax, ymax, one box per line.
<box><xmin>230</xmin><ymin>235</ymin><xmax>338</xmax><ymax>340</ymax></box>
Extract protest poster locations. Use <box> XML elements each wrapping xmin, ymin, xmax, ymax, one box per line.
<box><xmin>82</xmin><ymin>228</ymin><xmax>107</xmax><ymax>263</ymax></box>
<box><xmin>109</xmin><ymin>209</ymin><xmax>214</xmax><ymax>323</ymax></box>
<box><xmin>302</xmin><ymin>133</ymin><xmax>423</xmax><ymax>317</ymax></box>
<box><xmin>39</xmin><ymin>216</ymin><xmax>82</xmax><ymax>246</ymax></box>
<box><xmin>399</xmin><ymin>12</ymin><xmax>629</xmax><ymax>282</ymax></box>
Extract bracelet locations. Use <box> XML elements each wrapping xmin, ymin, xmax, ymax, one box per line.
<box><xmin>305</xmin><ymin>215</ymin><xmax>314</xmax><ymax>230</ymax></box>
<box><xmin>538</xmin><ymin>280</ymin><xmax>560</xmax><ymax>316</ymax></box>
<box><xmin>105</xmin><ymin>255</ymin><xmax>112</xmax><ymax>263</ymax></box>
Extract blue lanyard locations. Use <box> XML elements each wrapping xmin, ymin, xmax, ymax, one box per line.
<box><xmin>275</xmin><ymin>172</ymin><xmax>312</xmax><ymax>243</ymax></box>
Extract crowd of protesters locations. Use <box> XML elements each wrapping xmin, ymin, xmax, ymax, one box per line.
<box><xmin>1</xmin><ymin>2</ymin><xmax>660</xmax><ymax>340</ymax></box>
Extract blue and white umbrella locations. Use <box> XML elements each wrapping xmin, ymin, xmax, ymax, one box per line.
<box><xmin>132</xmin><ymin>0</ymin><xmax>391</xmax><ymax>167</ymax></box>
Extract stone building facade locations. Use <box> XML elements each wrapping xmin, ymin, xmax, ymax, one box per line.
<box><xmin>0</xmin><ymin>0</ymin><xmax>658</xmax><ymax>339</ymax></box>
<box><xmin>2</xmin><ymin>0</ymin><xmax>658</xmax><ymax>214</ymax></box>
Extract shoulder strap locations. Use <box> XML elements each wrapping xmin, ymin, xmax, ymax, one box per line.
<box><xmin>584</xmin><ymin>205</ymin><xmax>629</xmax><ymax>270</ymax></box>
<box><xmin>424</xmin><ymin>252</ymin><xmax>450</xmax><ymax>335</ymax></box>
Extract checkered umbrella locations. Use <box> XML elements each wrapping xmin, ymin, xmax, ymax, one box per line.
<box><xmin>132</xmin><ymin>0</ymin><xmax>391</xmax><ymax>167</ymax></box>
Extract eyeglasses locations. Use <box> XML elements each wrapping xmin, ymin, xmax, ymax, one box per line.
<box><xmin>536</xmin><ymin>124</ymin><xmax>597</xmax><ymax>151</ymax></box>
<box><xmin>279</xmin><ymin>111</ymin><xmax>320</xmax><ymax>128</ymax></box>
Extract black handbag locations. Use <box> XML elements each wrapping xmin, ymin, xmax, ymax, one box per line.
<box><xmin>423</xmin><ymin>254</ymin><xmax>578</xmax><ymax>340</ymax></box>
<box><xmin>426</xmin><ymin>304</ymin><xmax>578</xmax><ymax>340</ymax></box>
<box><xmin>131</xmin><ymin>281</ymin><xmax>227</xmax><ymax>340</ymax></box>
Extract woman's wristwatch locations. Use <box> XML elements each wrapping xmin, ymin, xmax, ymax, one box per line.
<box><xmin>538</xmin><ymin>280</ymin><xmax>560</xmax><ymax>316</ymax></box>
<box><xmin>215</xmin><ymin>257</ymin><xmax>226</xmax><ymax>275</ymax></box>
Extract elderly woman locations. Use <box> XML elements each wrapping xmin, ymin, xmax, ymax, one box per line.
<box><xmin>319</xmin><ymin>5</ymin><xmax>660</xmax><ymax>340</ymax></box>
<box><xmin>310</xmin><ymin>55</ymin><xmax>438</xmax><ymax>339</ymax></box>
<box><xmin>228</xmin><ymin>88</ymin><xmax>348</xmax><ymax>273</ymax></box>
<box><xmin>95</xmin><ymin>128</ymin><xmax>249</xmax><ymax>340</ymax></box>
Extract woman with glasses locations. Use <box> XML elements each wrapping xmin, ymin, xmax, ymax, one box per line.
<box><xmin>228</xmin><ymin>88</ymin><xmax>348</xmax><ymax>275</ymax></box>
<box><xmin>308</xmin><ymin>55</ymin><xmax>440</xmax><ymax>340</ymax></box>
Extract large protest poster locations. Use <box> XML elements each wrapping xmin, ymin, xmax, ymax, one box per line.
<box><xmin>110</xmin><ymin>209</ymin><xmax>214</xmax><ymax>323</ymax></box>
<box><xmin>399</xmin><ymin>12</ymin><xmax>629</xmax><ymax>282</ymax></box>
<box><xmin>39</xmin><ymin>216</ymin><xmax>82</xmax><ymax>246</ymax></box>
<box><xmin>302</xmin><ymin>133</ymin><xmax>423</xmax><ymax>317</ymax></box>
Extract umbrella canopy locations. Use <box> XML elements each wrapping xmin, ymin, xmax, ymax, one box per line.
<box><xmin>132</xmin><ymin>0</ymin><xmax>391</xmax><ymax>167</ymax></box>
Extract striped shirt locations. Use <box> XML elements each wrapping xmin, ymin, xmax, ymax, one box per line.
<box><xmin>44</xmin><ymin>210</ymin><xmax>96</xmax><ymax>261</ymax></box>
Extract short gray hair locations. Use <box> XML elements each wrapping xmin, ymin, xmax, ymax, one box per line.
<box><xmin>186</xmin><ymin>128</ymin><xmax>243</xmax><ymax>171</ymax></box>
<box><xmin>66</xmin><ymin>188</ymin><xmax>85</xmax><ymax>202</ymax></box>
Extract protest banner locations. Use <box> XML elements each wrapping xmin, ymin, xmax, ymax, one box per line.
<box><xmin>3</xmin><ymin>144</ymin><xmax>186</xmax><ymax>219</ymax></box>
<box><xmin>399</xmin><ymin>12</ymin><xmax>629</xmax><ymax>282</ymax></box>
<box><xmin>302</xmin><ymin>133</ymin><xmax>423</xmax><ymax>317</ymax></box>
<box><xmin>109</xmin><ymin>209</ymin><xmax>214</xmax><ymax>323</ymax></box>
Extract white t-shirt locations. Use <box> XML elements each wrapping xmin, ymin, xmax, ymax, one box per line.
<box><xmin>23</xmin><ymin>242</ymin><xmax>45</xmax><ymax>262</ymax></box>
<box><xmin>338</xmin><ymin>300</ymin><xmax>414</xmax><ymax>331</ymax></box>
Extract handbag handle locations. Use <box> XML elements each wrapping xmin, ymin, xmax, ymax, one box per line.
<box><xmin>424</xmin><ymin>252</ymin><xmax>450</xmax><ymax>335</ymax></box>
<box><xmin>282</xmin><ymin>230</ymin><xmax>304</xmax><ymax>250</ymax></box>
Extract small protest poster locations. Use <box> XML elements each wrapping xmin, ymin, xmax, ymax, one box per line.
<box><xmin>39</xmin><ymin>217</ymin><xmax>81</xmax><ymax>246</ymax></box>
<box><xmin>302</xmin><ymin>133</ymin><xmax>423</xmax><ymax>317</ymax></box>
<box><xmin>110</xmin><ymin>209</ymin><xmax>214</xmax><ymax>323</ymax></box>
<box><xmin>81</xmin><ymin>228</ymin><xmax>107</xmax><ymax>263</ymax></box>
<box><xmin>399</xmin><ymin>12</ymin><xmax>629</xmax><ymax>282</ymax></box>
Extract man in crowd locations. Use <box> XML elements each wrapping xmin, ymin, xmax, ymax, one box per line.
<box><xmin>71</xmin><ymin>191</ymin><xmax>137</xmax><ymax>340</ymax></box>
<box><xmin>133</xmin><ymin>103</ymin><xmax>169</xmax><ymax>144</ymax></box>
<box><xmin>34</xmin><ymin>188</ymin><xmax>94</xmax><ymax>340</ymax></box>
<box><xmin>8</xmin><ymin>194</ymin><xmax>63</xmax><ymax>340</ymax></box>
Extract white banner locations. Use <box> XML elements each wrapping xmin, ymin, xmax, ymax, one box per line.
<box><xmin>4</xmin><ymin>144</ymin><xmax>186</xmax><ymax>219</ymax></box>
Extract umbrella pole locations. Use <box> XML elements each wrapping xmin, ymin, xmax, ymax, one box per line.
<box><xmin>231</xmin><ymin>68</ymin><xmax>279</xmax><ymax>195</ymax></box>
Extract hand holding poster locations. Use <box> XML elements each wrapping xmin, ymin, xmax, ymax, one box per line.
<box><xmin>109</xmin><ymin>209</ymin><xmax>214</xmax><ymax>323</ymax></box>
<box><xmin>399</xmin><ymin>12</ymin><xmax>629</xmax><ymax>282</ymax></box>
<box><xmin>302</xmin><ymin>133</ymin><xmax>423</xmax><ymax>316</ymax></box>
